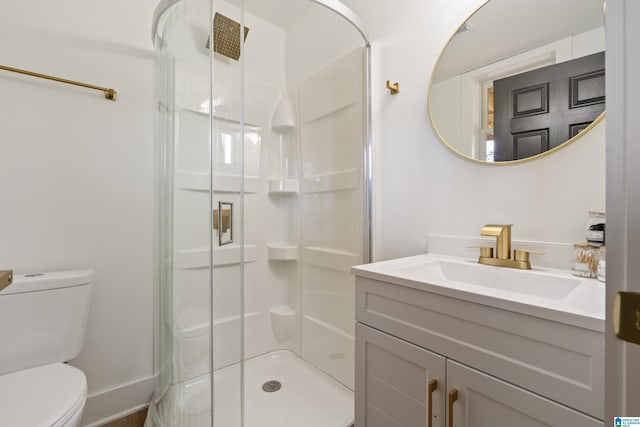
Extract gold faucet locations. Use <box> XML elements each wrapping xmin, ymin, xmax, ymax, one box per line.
<box><xmin>476</xmin><ymin>224</ymin><xmax>542</xmax><ymax>270</ymax></box>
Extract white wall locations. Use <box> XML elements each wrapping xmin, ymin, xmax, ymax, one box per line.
<box><xmin>0</xmin><ymin>1</ymin><xmax>158</xmax><ymax>425</ymax></box>
<box><xmin>340</xmin><ymin>0</ymin><xmax>606</xmax><ymax>261</ymax></box>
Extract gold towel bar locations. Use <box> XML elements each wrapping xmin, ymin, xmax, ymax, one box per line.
<box><xmin>0</xmin><ymin>65</ymin><xmax>117</xmax><ymax>101</ymax></box>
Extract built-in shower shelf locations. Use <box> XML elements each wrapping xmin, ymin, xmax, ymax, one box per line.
<box><xmin>267</xmin><ymin>242</ymin><xmax>298</xmax><ymax>260</ymax></box>
<box><xmin>268</xmin><ymin>179</ymin><xmax>299</xmax><ymax>195</ymax></box>
<box><xmin>175</xmin><ymin>244</ymin><xmax>259</xmax><ymax>269</ymax></box>
<box><xmin>176</xmin><ymin>171</ymin><xmax>261</xmax><ymax>194</ymax></box>
<box><xmin>303</xmin><ymin>169</ymin><xmax>359</xmax><ymax>193</ymax></box>
<box><xmin>302</xmin><ymin>246</ymin><xmax>360</xmax><ymax>273</ymax></box>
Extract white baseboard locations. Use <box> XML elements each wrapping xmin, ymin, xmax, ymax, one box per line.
<box><xmin>81</xmin><ymin>375</ymin><xmax>157</xmax><ymax>427</ymax></box>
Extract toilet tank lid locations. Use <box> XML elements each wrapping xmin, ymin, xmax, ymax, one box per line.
<box><xmin>0</xmin><ymin>269</ymin><xmax>93</xmax><ymax>296</ymax></box>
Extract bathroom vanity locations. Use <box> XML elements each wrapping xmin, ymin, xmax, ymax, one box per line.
<box><xmin>353</xmin><ymin>254</ymin><xmax>605</xmax><ymax>427</ymax></box>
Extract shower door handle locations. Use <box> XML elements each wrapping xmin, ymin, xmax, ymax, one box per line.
<box><xmin>214</xmin><ymin>201</ymin><xmax>234</xmax><ymax>246</ymax></box>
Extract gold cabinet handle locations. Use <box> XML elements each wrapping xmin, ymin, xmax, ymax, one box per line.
<box><xmin>428</xmin><ymin>379</ymin><xmax>438</xmax><ymax>427</ymax></box>
<box><xmin>448</xmin><ymin>388</ymin><xmax>458</xmax><ymax>427</ymax></box>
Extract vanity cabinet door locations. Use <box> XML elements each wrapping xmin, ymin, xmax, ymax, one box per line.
<box><xmin>446</xmin><ymin>360</ymin><xmax>603</xmax><ymax>427</ymax></box>
<box><xmin>356</xmin><ymin>323</ymin><xmax>446</xmax><ymax>427</ymax></box>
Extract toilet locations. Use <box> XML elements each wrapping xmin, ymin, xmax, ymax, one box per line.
<box><xmin>0</xmin><ymin>270</ymin><xmax>93</xmax><ymax>427</ymax></box>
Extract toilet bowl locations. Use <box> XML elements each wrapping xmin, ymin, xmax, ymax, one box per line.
<box><xmin>0</xmin><ymin>270</ymin><xmax>93</xmax><ymax>427</ymax></box>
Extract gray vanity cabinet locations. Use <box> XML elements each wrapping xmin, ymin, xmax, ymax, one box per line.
<box><xmin>356</xmin><ymin>323</ymin><xmax>446</xmax><ymax>427</ymax></box>
<box><xmin>447</xmin><ymin>360</ymin><xmax>601</xmax><ymax>427</ymax></box>
<box><xmin>354</xmin><ymin>275</ymin><xmax>604</xmax><ymax>427</ymax></box>
<box><xmin>355</xmin><ymin>323</ymin><xmax>601</xmax><ymax>427</ymax></box>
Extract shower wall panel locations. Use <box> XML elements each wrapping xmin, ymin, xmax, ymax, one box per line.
<box><xmin>300</xmin><ymin>48</ymin><xmax>364</xmax><ymax>390</ymax></box>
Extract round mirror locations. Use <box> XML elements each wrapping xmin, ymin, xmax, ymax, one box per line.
<box><xmin>428</xmin><ymin>0</ymin><xmax>605</xmax><ymax>163</ymax></box>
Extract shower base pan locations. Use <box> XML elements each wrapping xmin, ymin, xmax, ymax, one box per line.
<box><xmin>156</xmin><ymin>350</ymin><xmax>353</xmax><ymax>427</ymax></box>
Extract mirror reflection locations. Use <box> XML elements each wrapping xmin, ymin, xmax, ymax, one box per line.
<box><xmin>429</xmin><ymin>0</ymin><xmax>605</xmax><ymax>163</ymax></box>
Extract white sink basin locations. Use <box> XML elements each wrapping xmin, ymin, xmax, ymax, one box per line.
<box><xmin>393</xmin><ymin>259</ymin><xmax>582</xmax><ymax>300</ymax></box>
<box><xmin>352</xmin><ymin>253</ymin><xmax>605</xmax><ymax>331</ymax></box>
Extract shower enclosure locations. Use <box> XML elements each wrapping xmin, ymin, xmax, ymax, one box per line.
<box><xmin>149</xmin><ymin>0</ymin><xmax>371</xmax><ymax>425</ymax></box>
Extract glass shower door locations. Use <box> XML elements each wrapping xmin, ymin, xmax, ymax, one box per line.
<box><xmin>152</xmin><ymin>0</ymin><xmax>370</xmax><ymax>425</ymax></box>
<box><xmin>209</xmin><ymin>3</ymin><xmax>246</xmax><ymax>426</ymax></box>
<box><xmin>151</xmin><ymin>0</ymin><xmax>245</xmax><ymax>425</ymax></box>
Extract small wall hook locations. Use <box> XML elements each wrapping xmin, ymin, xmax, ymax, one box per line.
<box><xmin>386</xmin><ymin>80</ymin><xmax>400</xmax><ymax>95</ymax></box>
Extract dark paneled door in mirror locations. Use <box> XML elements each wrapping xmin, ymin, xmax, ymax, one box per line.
<box><xmin>493</xmin><ymin>51</ymin><xmax>605</xmax><ymax>161</ymax></box>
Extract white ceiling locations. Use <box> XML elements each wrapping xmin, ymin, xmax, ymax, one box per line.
<box><xmin>226</xmin><ymin>0</ymin><xmax>313</xmax><ymax>28</ymax></box>
<box><xmin>435</xmin><ymin>0</ymin><xmax>604</xmax><ymax>81</ymax></box>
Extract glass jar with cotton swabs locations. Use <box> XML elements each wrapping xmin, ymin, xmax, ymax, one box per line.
<box><xmin>571</xmin><ymin>211</ymin><xmax>606</xmax><ymax>279</ymax></box>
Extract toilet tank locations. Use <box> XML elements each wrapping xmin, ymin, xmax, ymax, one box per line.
<box><xmin>0</xmin><ymin>270</ymin><xmax>93</xmax><ymax>375</ymax></box>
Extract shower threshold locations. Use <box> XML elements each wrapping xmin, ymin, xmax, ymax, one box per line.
<box><xmin>157</xmin><ymin>350</ymin><xmax>353</xmax><ymax>427</ymax></box>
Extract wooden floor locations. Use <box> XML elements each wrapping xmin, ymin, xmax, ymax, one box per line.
<box><xmin>99</xmin><ymin>408</ymin><xmax>147</xmax><ymax>427</ymax></box>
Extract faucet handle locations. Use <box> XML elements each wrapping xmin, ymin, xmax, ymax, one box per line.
<box><xmin>513</xmin><ymin>249</ymin><xmax>545</xmax><ymax>262</ymax></box>
<box><xmin>468</xmin><ymin>245</ymin><xmax>493</xmax><ymax>258</ymax></box>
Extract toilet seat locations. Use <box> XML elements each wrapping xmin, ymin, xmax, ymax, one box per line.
<box><xmin>0</xmin><ymin>363</ymin><xmax>87</xmax><ymax>427</ymax></box>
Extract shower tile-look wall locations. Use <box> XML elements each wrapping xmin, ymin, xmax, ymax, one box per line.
<box><xmin>299</xmin><ymin>47</ymin><xmax>365</xmax><ymax>389</ymax></box>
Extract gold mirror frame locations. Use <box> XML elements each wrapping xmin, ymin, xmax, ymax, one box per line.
<box><xmin>427</xmin><ymin>0</ymin><xmax>605</xmax><ymax>165</ymax></box>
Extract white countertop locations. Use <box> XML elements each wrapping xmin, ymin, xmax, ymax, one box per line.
<box><xmin>352</xmin><ymin>253</ymin><xmax>605</xmax><ymax>332</ymax></box>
